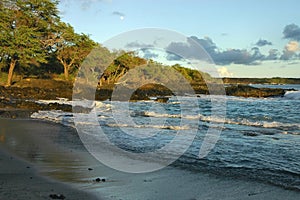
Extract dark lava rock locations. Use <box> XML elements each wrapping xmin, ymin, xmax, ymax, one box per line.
<box><xmin>155</xmin><ymin>97</ymin><xmax>169</xmax><ymax>103</ymax></box>
<box><xmin>243</xmin><ymin>132</ymin><xmax>259</xmax><ymax>137</ymax></box>
<box><xmin>226</xmin><ymin>85</ymin><xmax>286</xmax><ymax>98</ymax></box>
<box><xmin>94</xmin><ymin>178</ymin><xmax>106</xmax><ymax>182</ymax></box>
<box><xmin>49</xmin><ymin>194</ymin><xmax>66</xmax><ymax>199</ymax></box>
<box><xmin>95</xmin><ymin>178</ymin><xmax>101</xmax><ymax>182</ymax></box>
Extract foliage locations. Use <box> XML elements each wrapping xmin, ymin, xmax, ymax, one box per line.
<box><xmin>54</xmin><ymin>22</ymin><xmax>97</xmax><ymax>80</ymax></box>
<box><xmin>0</xmin><ymin>0</ymin><xmax>60</xmax><ymax>86</ymax></box>
<box><xmin>0</xmin><ymin>0</ymin><xmax>216</xmax><ymax>88</ymax></box>
<box><xmin>222</xmin><ymin>77</ymin><xmax>300</xmax><ymax>85</ymax></box>
<box><xmin>100</xmin><ymin>52</ymin><xmax>147</xmax><ymax>85</ymax></box>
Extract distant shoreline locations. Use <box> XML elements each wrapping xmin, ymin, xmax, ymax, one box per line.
<box><xmin>221</xmin><ymin>77</ymin><xmax>300</xmax><ymax>85</ymax></box>
<box><xmin>0</xmin><ymin>78</ymin><xmax>298</xmax><ymax>119</ymax></box>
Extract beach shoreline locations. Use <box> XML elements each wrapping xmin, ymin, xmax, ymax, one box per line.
<box><xmin>0</xmin><ymin>143</ymin><xmax>100</xmax><ymax>200</ymax></box>
<box><xmin>0</xmin><ymin>117</ymin><xmax>299</xmax><ymax>200</ymax></box>
<box><xmin>0</xmin><ymin>149</ymin><xmax>101</xmax><ymax>200</ymax></box>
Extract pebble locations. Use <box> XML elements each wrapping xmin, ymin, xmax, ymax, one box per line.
<box><xmin>49</xmin><ymin>194</ymin><xmax>66</xmax><ymax>199</ymax></box>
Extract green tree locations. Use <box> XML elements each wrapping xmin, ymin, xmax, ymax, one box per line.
<box><xmin>101</xmin><ymin>52</ymin><xmax>147</xmax><ymax>84</ymax></box>
<box><xmin>55</xmin><ymin>23</ymin><xmax>97</xmax><ymax>80</ymax></box>
<box><xmin>0</xmin><ymin>0</ymin><xmax>60</xmax><ymax>86</ymax></box>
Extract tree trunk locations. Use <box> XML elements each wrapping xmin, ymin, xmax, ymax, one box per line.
<box><xmin>63</xmin><ymin>63</ymin><xmax>69</xmax><ymax>80</ymax></box>
<box><xmin>6</xmin><ymin>59</ymin><xmax>17</xmax><ymax>86</ymax></box>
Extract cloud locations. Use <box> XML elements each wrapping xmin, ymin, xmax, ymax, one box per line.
<box><xmin>255</xmin><ymin>39</ymin><xmax>272</xmax><ymax>47</ymax></box>
<box><xmin>60</xmin><ymin>0</ymin><xmax>105</xmax><ymax>11</ymax></box>
<box><xmin>166</xmin><ymin>35</ymin><xmax>300</xmax><ymax>65</ymax></box>
<box><xmin>283</xmin><ymin>24</ymin><xmax>300</xmax><ymax>41</ymax></box>
<box><xmin>215</xmin><ymin>49</ymin><xmax>253</xmax><ymax>65</ymax></box>
<box><xmin>166</xmin><ymin>36</ymin><xmax>266</xmax><ymax>65</ymax></box>
<box><xmin>166</xmin><ymin>53</ymin><xmax>182</xmax><ymax>61</ymax></box>
<box><xmin>166</xmin><ymin>36</ymin><xmax>217</xmax><ymax>62</ymax></box>
<box><xmin>112</xmin><ymin>11</ymin><xmax>125</xmax><ymax>20</ymax></box>
<box><xmin>280</xmin><ymin>50</ymin><xmax>296</xmax><ymax>60</ymax></box>
<box><xmin>217</xmin><ymin>67</ymin><xmax>233</xmax><ymax>77</ymax></box>
<box><xmin>141</xmin><ymin>49</ymin><xmax>159</xmax><ymax>59</ymax></box>
<box><xmin>266</xmin><ymin>49</ymin><xmax>280</xmax><ymax>60</ymax></box>
<box><xmin>124</xmin><ymin>42</ymin><xmax>158</xmax><ymax>59</ymax></box>
<box><xmin>125</xmin><ymin>41</ymin><xmax>154</xmax><ymax>49</ymax></box>
<box><xmin>280</xmin><ymin>41</ymin><xmax>300</xmax><ymax>60</ymax></box>
<box><xmin>285</xmin><ymin>41</ymin><xmax>299</xmax><ymax>52</ymax></box>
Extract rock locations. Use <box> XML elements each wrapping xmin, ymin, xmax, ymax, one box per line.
<box><xmin>49</xmin><ymin>194</ymin><xmax>66</xmax><ymax>199</ymax></box>
<box><xmin>155</xmin><ymin>97</ymin><xmax>169</xmax><ymax>103</ymax></box>
<box><xmin>243</xmin><ymin>132</ymin><xmax>259</xmax><ymax>137</ymax></box>
<box><xmin>95</xmin><ymin>178</ymin><xmax>101</xmax><ymax>182</ymax></box>
<box><xmin>226</xmin><ymin>85</ymin><xmax>285</xmax><ymax>98</ymax></box>
<box><xmin>94</xmin><ymin>177</ymin><xmax>106</xmax><ymax>182</ymax></box>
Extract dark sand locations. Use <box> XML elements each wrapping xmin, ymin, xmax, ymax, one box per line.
<box><xmin>0</xmin><ymin>118</ymin><xmax>299</xmax><ymax>200</ymax></box>
<box><xmin>0</xmin><ymin>118</ymin><xmax>101</xmax><ymax>200</ymax></box>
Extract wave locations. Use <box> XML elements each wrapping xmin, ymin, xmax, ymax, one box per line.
<box><xmin>223</xmin><ymin>118</ymin><xmax>300</xmax><ymax>131</ymax></box>
<box><xmin>133</xmin><ymin>111</ymin><xmax>300</xmax><ymax>132</ymax></box>
<box><xmin>31</xmin><ymin>110</ymin><xmax>191</xmax><ymax>131</ymax></box>
<box><xmin>141</xmin><ymin>111</ymin><xmax>182</xmax><ymax>118</ymax></box>
<box><xmin>31</xmin><ymin>107</ymin><xmax>299</xmax><ymax>135</ymax></box>
<box><xmin>134</xmin><ymin>111</ymin><xmax>200</xmax><ymax>120</ymax></box>
<box><xmin>36</xmin><ymin>99</ymin><xmax>112</xmax><ymax>111</ymax></box>
<box><xmin>284</xmin><ymin>90</ymin><xmax>300</xmax><ymax>100</ymax></box>
<box><xmin>107</xmin><ymin>123</ymin><xmax>190</xmax><ymax>130</ymax></box>
<box><xmin>31</xmin><ymin>110</ymin><xmax>74</xmax><ymax>126</ymax></box>
<box><xmin>199</xmin><ymin>115</ymin><xmax>300</xmax><ymax>132</ymax></box>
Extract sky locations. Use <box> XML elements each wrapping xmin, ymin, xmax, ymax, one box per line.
<box><xmin>58</xmin><ymin>0</ymin><xmax>300</xmax><ymax>78</ymax></box>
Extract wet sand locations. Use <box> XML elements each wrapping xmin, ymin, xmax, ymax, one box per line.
<box><xmin>0</xmin><ymin>118</ymin><xmax>299</xmax><ymax>200</ymax></box>
<box><xmin>0</xmin><ymin>148</ymin><xmax>100</xmax><ymax>200</ymax></box>
<box><xmin>0</xmin><ymin>118</ymin><xmax>101</xmax><ymax>200</ymax></box>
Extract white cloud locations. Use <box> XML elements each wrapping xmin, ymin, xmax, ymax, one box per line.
<box><xmin>217</xmin><ymin>67</ymin><xmax>233</xmax><ymax>77</ymax></box>
<box><xmin>285</xmin><ymin>41</ymin><xmax>299</xmax><ymax>52</ymax></box>
<box><xmin>60</xmin><ymin>0</ymin><xmax>109</xmax><ymax>10</ymax></box>
<box><xmin>112</xmin><ymin>11</ymin><xmax>125</xmax><ymax>20</ymax></box>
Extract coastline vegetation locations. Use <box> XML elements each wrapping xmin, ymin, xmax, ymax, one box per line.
<box><xmin>0</xmin><ymin>0</ymin><xmax>298</xmax><ymax>102</ymax></box>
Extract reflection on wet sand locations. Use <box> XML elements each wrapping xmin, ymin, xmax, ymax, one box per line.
<box><xmin>0</xmin><ymin>118</ymin><xmax>102</xmax><ymax>185</ymax></box>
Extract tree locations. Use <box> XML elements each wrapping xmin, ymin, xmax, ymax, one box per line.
<box><xmin>55</xmin><ymin>23</ymin><xmax>97</xmax><ymax>80</ymax></box>
<box><xmin>100</xmin><ymin>52</ymin><xmax>147</xmax><ymax>84</ymax></box>
<box><xmin>0</xmin><ymin>0</ymin><xmax>60</xmax><ymax>86</ymax></box>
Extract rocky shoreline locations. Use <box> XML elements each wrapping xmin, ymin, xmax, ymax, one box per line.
<box><xmin>0</xmin><ymin>79</ymin><xmax>292</xmax><ymax>119</ymax></box>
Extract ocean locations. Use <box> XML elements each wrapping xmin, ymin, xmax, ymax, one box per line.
<box><xmin>28</xmin><ymin>84</ymin><xmax>300</xmax><ymax>193</ymax></box>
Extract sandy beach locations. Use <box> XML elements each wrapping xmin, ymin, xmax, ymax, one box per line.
<box><xmin>0</xmin><ymin>117</ymin><xmax>299</xmax><ymax>200</ymax></box>
<box><xmin>0</xmin><ymin>118</ymin><xmax>101</xmax><ymax>200</ymax></box>
<box><xmin>0</xmin><ymin>148</ymin><xmax>101</xmax><ymax>200</ymax></box>
<box><xmin>0</xmin><ymin>0</ymin><xmax>299</xmax><ymax>199</ymax></box>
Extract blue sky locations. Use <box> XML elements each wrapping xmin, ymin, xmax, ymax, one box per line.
<box><xmin>58</xmin><ymin>0</ymin><xmax>300</xmax><ymax>78</ymax></box>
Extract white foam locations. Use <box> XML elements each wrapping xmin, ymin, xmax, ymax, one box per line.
<box><xmin>144</xmin><ymin>111</ymin><xmax>182</xmax><ymax>118</ymax></box>
<box><xmin>36</xmin><ymin>99</ymin><xmax>112</xmax><ymax>110</ymax></box>
<box><xmin>107</xmin><ymin>123</ymin><xmax>190</xmax><ymax>130</ymax></box>
<box><xmin>131</xmin><ymin>110</ymin><xmax>299</xmax><ymax>130</ymax></box>
<box><xmin>31</xmin><ymin>110</ymin><xmax>74</xmax><ymax>126</ymax></box>
<box><xmin>284</xmin><ymin>90</ymin><xmax>300</xmax><ymax>100</ymax></box>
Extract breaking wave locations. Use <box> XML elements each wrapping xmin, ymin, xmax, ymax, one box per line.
<box><xmin>284</xmin><ymin>90</ymin><xmax>300</xmax><ymax>100</ymax></box>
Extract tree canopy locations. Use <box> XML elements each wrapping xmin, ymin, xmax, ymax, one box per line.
<box><xmin>0</xmin><ymin>0</ymin><xmax>60</xmax><ymax>86</ymax></box>
<box><xmin>55</xmin><ymin>22</ymin><xmax>97</xmax><ymax>80</ymax></box>
<box><xmin>0</xmin><ymin>0</ymin><xmax>210</xmax><ymax>88</ymax></box>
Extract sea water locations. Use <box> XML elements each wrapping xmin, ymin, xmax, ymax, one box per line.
<box><xmin>31</xmin><ymin>84</ymin><xmax>300</xmax><ymax>191</ymax></box>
